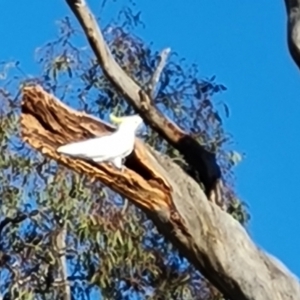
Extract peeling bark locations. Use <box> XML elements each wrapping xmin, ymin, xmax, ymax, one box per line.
<box><xmin>21</xmin><ymin>85</ymin><xmax>300</xmax><ymax>300</ymax></box>
<box><xmin>21</xmin><ymin>85</ymin><xmax>172</xmax><ymax>213</ymax></box>
<box><xmin>65</xmin><ymin>0</ymin><xmax>222</xmax><ymax>203</ymax></box>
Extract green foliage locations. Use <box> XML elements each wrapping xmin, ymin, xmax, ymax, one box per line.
<box><xmin>0</xmin><ymin>2</ymin><xmax>247</xmax><ymax>300</ymax></box>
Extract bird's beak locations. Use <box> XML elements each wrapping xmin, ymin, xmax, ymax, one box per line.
<box><xmin>109</xmin><ymin>114</ymin><xmax>123</xmax><ymax>124</ymax></box>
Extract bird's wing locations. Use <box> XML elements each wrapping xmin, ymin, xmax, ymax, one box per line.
<box><xmin>57</xmin><ymin>135</ymin><xmax>115</xmax><ymax>160</ymax></box>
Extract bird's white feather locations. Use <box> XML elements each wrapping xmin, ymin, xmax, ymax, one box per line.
<box><xmin>57</xmin><ymin>115</ymin><xmax>143</xmax><ymax>170</ymax></box>
<box><xmin>57</xmin><ymin>134</ymin><xmax>129</xmax><ymax>159</ymax></box>
<box><xmin>111</xmin><ymin>157</ymin><xmax>123</xmax><ymax>169</ymax></box>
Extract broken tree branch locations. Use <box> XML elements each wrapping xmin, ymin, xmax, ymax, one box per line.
<box><xmin>21</xmin><ymin>85</ymin><xmax>300</xmax><ymax>300</ymax></box>
<box><xmin>284</xmin><ymin>0</ymin><xmax>300</xmax><ymax>70</ymax></box>
<box><xmin>147</xmin><ymin>47</ymin><xmax>171</xmax><ymax>98</ymax></box>
<box><xmin>65</xmin><ymin>0</ymin><xmax>221</xmax><ymax>201</ymax></box>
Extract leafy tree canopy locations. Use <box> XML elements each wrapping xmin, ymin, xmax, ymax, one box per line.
<box><xmin>0</xmin><ymin>1</ymin><xmax>247</xmax><ymax>299</ymax></box>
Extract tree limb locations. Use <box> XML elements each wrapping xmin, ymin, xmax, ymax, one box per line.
<box><xmin>284</xmin><ymin>0</ymin><xmax>300</xmax><ymax>69</ymax></box>
<box><xmin>54</xmin><ymin>225</ymin><xmax>71</xmax><ymax>300</ymax></box>
<box><xmin>65</xmin><ymin>0</ymin><xmax>221</xmax><ymax>202</ymax></box>
<box><xmin>0</xmin><ymin>210</ymin><xmax>39</xmax><ymax>234</ymax></box>
<box><xmin>21</xmin><ymin>85</ymin><xmax>300</xmax><ymax>300</ymax></box>
<box><xmin>147</xmin><ymin>47</ymin><xmax>171</xmax><ymax>98</ymax></box>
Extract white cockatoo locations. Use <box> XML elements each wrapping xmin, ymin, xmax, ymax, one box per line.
<box><xmin>57</xmin><ymin>114</ymin><xmax>143</xmax><ymax>170</ymax></box>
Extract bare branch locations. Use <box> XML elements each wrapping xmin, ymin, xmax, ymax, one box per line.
<box><xmin>147</xmin><ymin>48</ymin><xmax>171</xmax><ymax>98</ymax></box>
<box><xmin>54</xmin><ymin>226</ymin><xmax>71</xmax><ymax>300</ymax></box>
<box><xmin>65</xmin><ymin>0</ymin><xmax>221</xmax><ymax>201</ymax></box>
<box><xmin>284</xmin><ymin>0</ymin><xmax>300</xmax><ymax>69</ymax></box>
<box><xmin>20</xmin><ymin>85</ymin><xmax>300</xmax><ymax>300</ymax></box>
<box><xmin>0</xmin><ymin>210</ymin><xmax>39</xmax><ymax>234</ymax></box>
<box><xmin>21</xmin><ymin>85</ymin><xmax>173</xmax><ymax>214</ymax></box>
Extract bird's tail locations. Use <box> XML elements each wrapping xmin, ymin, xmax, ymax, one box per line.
<box><xmin>57</xmin><ymin>143</ymin><xmax>84</xmax><ymax>156</ymax></box>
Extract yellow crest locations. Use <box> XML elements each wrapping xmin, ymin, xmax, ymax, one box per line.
<box><xmin>109</xmin><ymin>113</ymin><xmax>123</xmax><ymax>124</ymax></box>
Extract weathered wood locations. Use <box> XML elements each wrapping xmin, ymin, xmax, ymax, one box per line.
<box><xmin>21</xmin><ymin>85</ymin><xmax>172</xmax><ymax>212</ymax></box>
<box><xmin>65</xmin><ymin>0</ymin><xmax>222</xmax><ymax>201</ymax></box>
<box><xmin>21</xmin><ymin>85</ymin><xmax>300</xmax><ymax>300</ymax></box>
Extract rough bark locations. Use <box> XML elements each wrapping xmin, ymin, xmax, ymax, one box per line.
<box><xmin>21</xmin><ymin>85</ymin><xmax>300</xmax><ymax>300</ymax></box>
<box><xmin>18</xmin><ymin>0</ymin><xmax>300</xmax><ymax>298</ymax></box>
<box><xmin>65</xmin><ymin>0</ymin><xmax>222</xmax><ymax>204</ymax></box>
<box><xmin>284</xmin><ymin>0</ymin><xmax>300</xmax><ymax>69</ymax></box>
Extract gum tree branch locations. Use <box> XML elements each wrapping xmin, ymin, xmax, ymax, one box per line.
<box><xmin>21</xmin><ymin>85</ymin><xmax>300</xmax><ymax>300</ymax></box>
<box><xmin>65</xmin><ymin>0</ymin><xmax>222</xmax><ymax>202</ymax></box>
<box><xmin>0</xmin><ymin>210</ymin><xmax>39</xmax><ymax>234</ymax></box>
<box><xmin>54</xmin><ymin>226</ymin><xmax>71</xmax><ymax>300</ymax></box>
<box><xmin>284</xmin><ymin>0</ymin><xmax>300</xmax><ymax>69</ymax></box>
<box><xmin>147</xmin><ymin>47</ymin><xmax>171</xmax><ymax>98</ymax></box>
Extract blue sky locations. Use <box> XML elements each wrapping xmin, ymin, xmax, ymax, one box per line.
<box><xmin>1</xmin><ymin>0</ymin><xmax>300</xmax><ymax>278</ymax></box>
